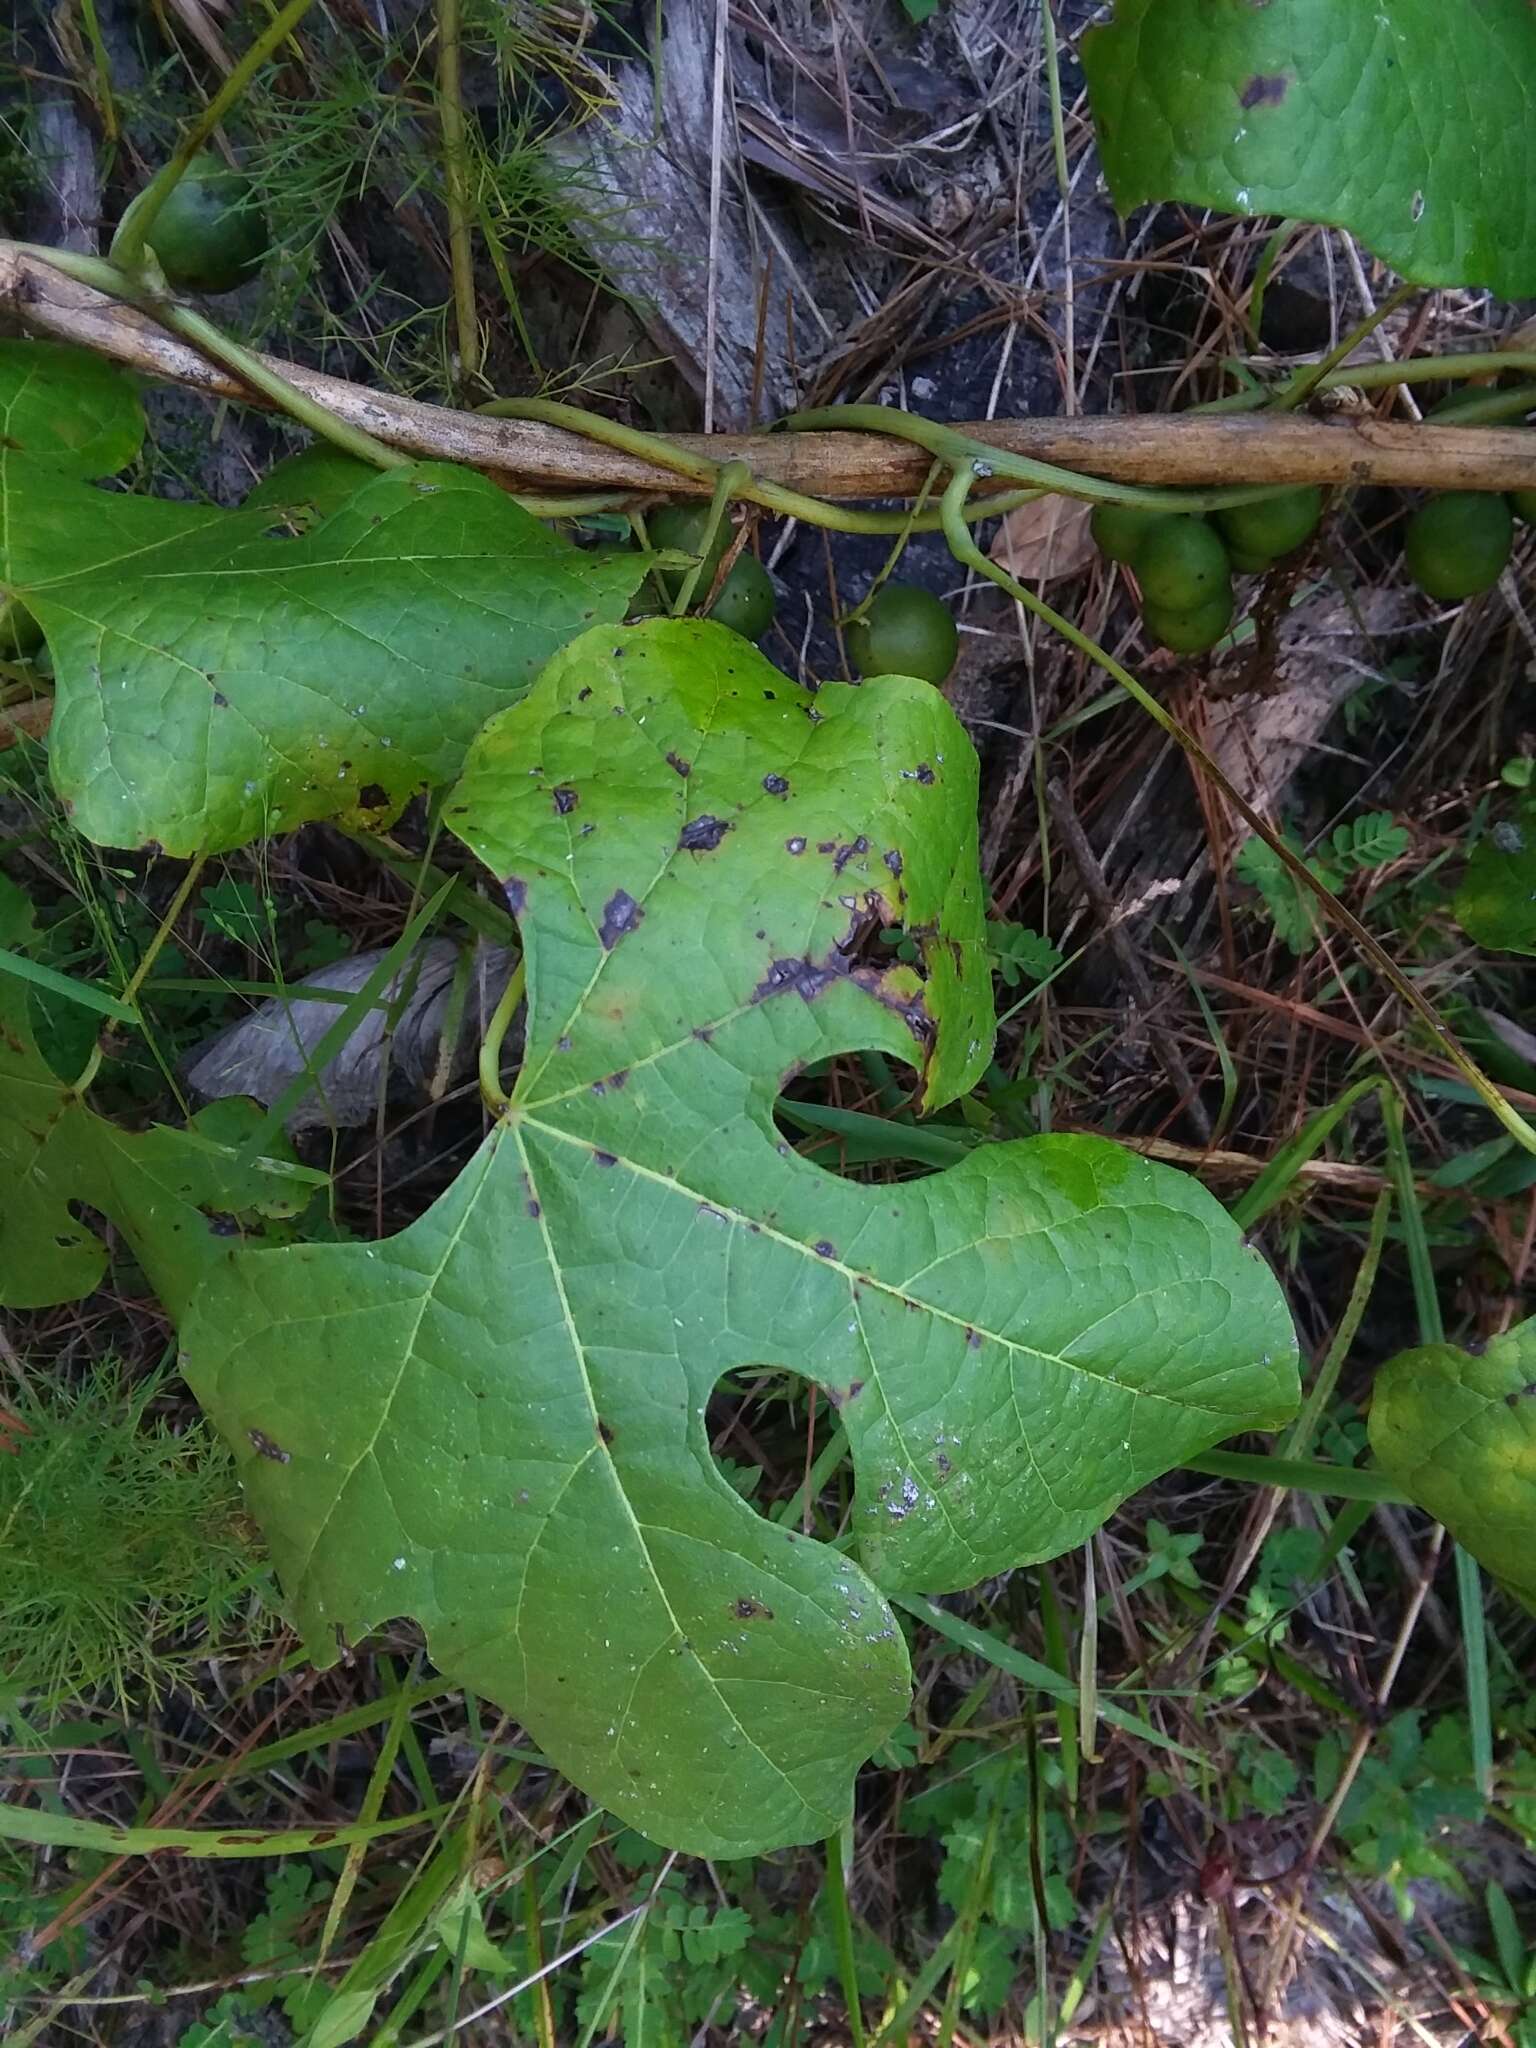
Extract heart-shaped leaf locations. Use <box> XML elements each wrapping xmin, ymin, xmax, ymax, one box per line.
<box><xmin>179</xmin><ymin>620</ymin><xmax>1298</xmax><ymax>1855</ymax></box>
<box><xmin>1082</xmin><ymin>0</ymin><xmax>1536</xmax><ymax>297</ymax></box>
<box><xmin>0</xmin><ymin>445</ymin><xmax>644</xmax><ymax>854</ymax></box>
<box><xmin>1369</xmin><ymin>1319</ymin><xmax>1536</xmax><ymax>1610</ymax></box>
<box><xmin>0</xmin><ymin>877</ymin><xmax>315</xmax><ymax>1313</ymax></box>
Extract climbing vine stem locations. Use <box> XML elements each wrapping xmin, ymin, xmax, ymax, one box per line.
<box><xmin>109</xmin><ymin>0</ymin><xmax>320</xmax><ymax>275</ymax></box>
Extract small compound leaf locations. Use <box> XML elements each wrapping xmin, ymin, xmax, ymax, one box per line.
<box><xmin>1082</xmin><ymin>0</ymin><xmax>1536</xmax><ymax>297</ymax></box>
<box><xmin>0</xmin><ymin>460</ymin><xmax>645</xmax><ymax>855</ymax></box>
<box><xmin>0</xmin><ymin>338</ymin><xmax>145</xmax><ymax>478</ymax></box>
<box><xmin>180</xmin><ymin>621</ymin><xmax>1298</xmax><ymax>1855</ymax></box>
<box><xmin>0</xmin><ymin>876</ymin><xmax>316</xmax><ymax>1313</ymax></box>
<box><xmin>1455</xmin><ymin>804</ymin><xmax>1536</xmax><ymax>956</ymax></box>
<box><xmin>1370</xmin><ymin>1321</ymin><xmax>1536</xmax><ymax>1610</ymax></box>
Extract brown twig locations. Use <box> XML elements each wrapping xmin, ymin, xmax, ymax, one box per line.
<box><xmin>5</xmin><ymin>241</ymin><xmax>1536</xmax><ymax>500</ymax></box>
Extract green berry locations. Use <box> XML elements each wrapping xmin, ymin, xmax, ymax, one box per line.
<box><xmin>141</xmin><ymin>154</ymin><xmax>268</xmax><ymax>294</ymax></box>
<box><xmin>1403</xmin><ymin>492</ymin><xmax>1513</xmax><ymax>600</ymax></box>
<box><xmin>1131</xmin><ymin>516</ymin><xmax>1232</xmax><ymax>611</ymax></box>
<box><xmin>648</xmin><ymin>504</ymin><xmax>732</xmax><ymax>587</ymax></box>
<box><xmin>845</xmin><ymin>583</ymin><xmax>958</xmax><ymax>686</ymax></box>
<box><xmin>1215</xmin><ymin>486</ymin><xmax>1323</xmax><ymax>562</ymax></box>
<box><xmin>1090</xmin><ymin>502</ymin><xmax>1164</xmax><ymax>565</ymax></box>
<box><xmin>1142</xmin><ymin>585</ymin><xmax>1234</xmax><ymax>655</ymax></box>
<box><xmin>1509</xmin><ymin>487</ymin><xmax>1536</xmax><ymax>524</ymax></box>
<box><xmin>705</xmin><ymin>554</ymin><xmax>776</xmax><ymax>641</ymax></box>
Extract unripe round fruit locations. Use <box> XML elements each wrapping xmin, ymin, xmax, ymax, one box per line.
<box><xmin>1403</xmin><ymin>492</ymin><xmax>1513</xmax><ymax>600</ymax></box>
<box><xmin>648</xmin><ymin>504</ymin><xmax>731</xmax><ymax>586</ymax></box>
<box><xmin>1142</xmin><ymin>585</ymin><xmax>1234</xmax><ymax>655</ymax></box>
<box><xmin>1091</xmin><ymin>501</ymin><xmax>1164</xmax><ymax>565</ymax></box>
<box><xmin>1226</xmin><ymin>547</ymin><xmax>1274</xmax><ymax>576</ymax></box>
<box><xmin>1131</xmin><ymin>516</ymin><xmax>1232</xmax><ymax>610</ymax></box>
<box><xmin>142</xmin><ymin>154</ymin><xmax>268</xmax><ymax>293</ymax></box>
<box><xmin>705</xmin><ymin>554</ymin><xmax>776</xmax><ymax>641</ymax></box>
<box><xmin>845</xmin><ymin>582</ymin><xmax>958</xmax><ymax>686</ymax></box>
<box><xmin>1215</xmin><ymin>485</ymin><xmax>1323</xmax><ymax>562</ymax></box>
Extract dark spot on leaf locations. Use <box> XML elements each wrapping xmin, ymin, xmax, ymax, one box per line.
<box><xmin>505</xmin><ymin>877</ymin><xmax>528</xmax><ymax>914</ymax></box>
<box><xmin>247</xmin><ymin>1428</ymin><xmax>290</xmax><ymax>1464</ymax></box>
<box><xmin>915</xmin><ymin>764</ymin><xmax>934</xmax><ymax>784</ymax></box>
<box><xmin>828</xmin><ymin>1379</ymin><xmax>865</xmax><ymax>1409</ymax></box>
<box><xmin>762</xmin><ymin>773</ymin><xmax>789</xmax><ymax>795</ymax></box>
<box><xmin>679</xmin><ymin>813</ymin><xmax>729</xmax><ymax>851</ymax></box>
<box><xmin>935</xmin><ymin>1452</ymin><xmax>952</xmax><ymax>1477</ymax></box>
<box><xmin>786</xmin><ymin>837</ymin><xmax>806</xmax><ymax>855</ymax></box>
<box><xmin>358</xmin><ymin>783</ymin><xmax>388</xmax><ymax>809</ymax></box>
<box><xmin>692</xmin><ymin>1025</ymin><xmax>713</xmax><ymax>1043</ymax></box>
<box><xmin>527</xmin><ymin>1198</ymin><xmax>541</xmax><ymax>1218</ymax></box>
<box><xmin>212</xmin><ymin>690</ymin><xmax>229</xmax><ymax>708</ymax></box>
<box><xmin>1239</xmin><ymin>71</ymin><xmax>1289</xmax><ymax>108</ymax></box>
<box><xmin>553</xmin><ymin>786</ymin><xmax>579</xmax><ymax>814</ymax></box>
<box><xmin>578</xmin><ymin>685</ymin><xmax>593</xmax><ymax>700</ymax></box>
<box><xmin>666</xmin><ymin>750</ymin><xmax>691</xmax><ymax>777</ymax></box>
<box><xmin>832</xmin><ymin>837</ymin><xmax>869</xmax><ymax>875</ymax></box>
<box><xmin>593</xmin><ymin>1149</ymin><xmax>618</xmax><ymax>1166</ymax></box>
<box><xmin>733</xmin><ymin>1597</ymin><xmax>774</xmax><ymax>1620</ymax></box>
<box><xmin>606</xmin><ymin>1068</ymin><xmax>629</xmax><ymax>1089</ymax></box>
<box><xmin>817</xmin><ymin>840</ymin><xmax>836</xmax><ymax>854</ymax></box>
<box><xmin>203</xmin><ymin>1211</ymin><xmax>240</xmax><ymax>1237</ymax></box>
<box><xmin>597</xmin><ymin>1418</ymin><xmax>616</xmax><ymax>1444</ymax></box>
<box><xmin>813</xmin><ymin>1239</ymin><xmax>837</xmax><ymax>1259</ymax></box>
<box><xmin>884</xmin><ymin>848</ymin><xmax>903</xmax><ymax>877</ymax></box>
<box><xmin>966</xmin><ymin>1327</ymin><xmax>981</xmax><ymax>1349</ymax></box>
<box><xmin>1505</xmin><ymin>1382</ymin><xmax>1536</xmax><ymax>1407</ymax></box>
<box><xmin>598</xmin><ymin>890</ymin><xmax>643</xmax><ymax>948</ymax></box>
<box><xmin>752</xmin><ymin>955</ymin><xmax>842</xmax><ymax>1003</ymax></box>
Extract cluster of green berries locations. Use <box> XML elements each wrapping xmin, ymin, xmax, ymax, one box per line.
<box><xmin>1090</xmin><ymin>486</ymin><xmax>1324</xmax><ymax>653</ymax></box>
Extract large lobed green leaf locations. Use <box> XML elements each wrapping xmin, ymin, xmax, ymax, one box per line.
<box><xmin>0</xmin><ymin>876</ymin><xmax>313</xmax><ymax>1314</ymax></box>
<box><xmin>0</xmin><ymin>340</ymin><xmax>645</xmax><ymax>856</ymax></box>
<box><xmin>1082</xmin><ymin>0</ymin><xmax>1536</xmax><ymax>297</ymax></box>
<box><xmin>180</xmin><ymin>620</ymin><xmax>1299</xmax><ymax>1855</ymax></box>
<box><xmin>1370</xmin><ymin>1320</ymin><xmax>1536</xmax><ymax>1611</ymax></box>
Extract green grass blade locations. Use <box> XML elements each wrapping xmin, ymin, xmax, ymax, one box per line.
<box><xmin>0</xmin><ymin>944</ymin><xmax>139</xmax><ymax>1023</ymax></box>
<box><xmin>895</xmin><ymin>1595</ymin><xmax>1205</xmax><ymax>1764</ymax></box>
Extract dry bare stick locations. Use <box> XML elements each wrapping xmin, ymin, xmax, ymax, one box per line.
<box><xmin>6</xmin><ymin>242</ymin><xmax>1536</xmax><ymax>499</ymax></box>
